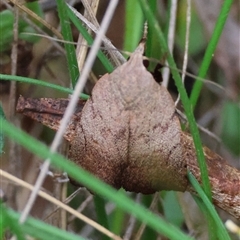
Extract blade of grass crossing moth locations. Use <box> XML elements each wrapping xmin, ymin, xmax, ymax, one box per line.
<box><xmin>1</xmin><ymin>120</ymin><xmax>192</xmax><ymax>240</ymax></box>
<box><xmin>0</xmin><ymin>74</ymin><xmax>89</xmax><ymax>100</ymax></box>
<box><xmin>190</xmin><ymin>0</ymin><xmax>233</xmax><ymax>108</ymax></box>
<box><xmin>138</xmin><ymin>0</ymin><xmax>212</xmax><ymax>200</ymax></box>
<box><xmin>56</xmin><ymin>0</ymin><xmax>79</xmax><ymax>87</ymax></box>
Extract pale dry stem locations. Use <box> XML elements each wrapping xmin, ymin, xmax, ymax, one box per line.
<box><xmin>162</xmin><ymin>0</ymin><xmax>178</xmax><ymax>87</ymax></box>
<box><xmin>68</xmin><ymin>4</ymin><xmax>126</xmax><ymax>66</ymax></box>
<box><xmin>75</xmin><ymin>0</ymin><xmax>100</xmax><ymax>72</ymax></box>
<box><xmin>8</xmin><ymin>0</ymin><xmax>62</xmax><ymax>39</ymax></box>
<box><xmin>7</xmin><ymin>2</ymin><xmax>21</xmax><ymax>211</ymax></box>
<box><xmin>175</xmin><ymin>0</ymin><xmax>191</xmax><ymax>106</ymax></box>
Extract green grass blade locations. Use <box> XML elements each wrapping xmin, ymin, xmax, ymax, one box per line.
<box><xmin>191</xmin><ymin>195</ymin><xmax>217</xmax><ymax>240</ymax></box>
<box><xmin>93</xmin><ymin>195</ymin><xmax>110</xmax><ymax>240</ymax></box>
<box><xmin>0</xmin><ymin>74</ymin><xmax>89</xmax><ymax>100</ymax></box>
<box><xmin>138</xmin><ymin>0</ymin><xmax>212</xmax><ymax>201</ymax></box>
<box><xmin>110</xmin><ymin>205</ymin><xmax>125</xmax><ymax>235</ymax></box>
<box><xmin>188</xmin><ymin>171</ymin><xmax>231</xmax><ymax>240</ymax></box>
<box><xmin>56</xmin><ymin>0</ymin><xmax>79</xmax><ymax>87</ymax></box>
<box><xmin>162</xmin><ymin>191</ymin><xmax>184</xmax><ymax>227</ymax></box>
<box><xmin>5</xmin><ymin>207</ymin><xmax>84</xmax><ymax>240</ymax></box>
<box><xmin>1</xmin><ymin>202</ymin><xmax>25</xmax><ymax>240</ymax></box>
<box><xmin>66</xmin><ymin>6</ymin><xmax>114</xmax><ymax>73</ymax></box>
<box><xmin>190</xmin><ymin>0</ymin><xmax>233</xmax><ymax>108</ymax></box>
<box><xmin>1</xmin><ymin>120</ymin><xmax>193</xmax><ymax>240</ymax></box>
<box><xmin>145</xmin><ymin>0</ymin><xmax>160</xmax><ymax>72</ymax></box>
<box><xmin>124</xmin><ymin>0</ymin><xmax>144</xmax><ymax>52</ymax></box>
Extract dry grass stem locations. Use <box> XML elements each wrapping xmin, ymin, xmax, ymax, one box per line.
<box><xmin>8</xmin><ymin>0</ymin><xmax>62</xmax><ymax>39</ymax></box>
<box><xmin>162</xmin><ymin>0</ymin><xmax>178</xmax><ymax>87</ymax></box>
<box><xmin>68</xmin><ymin>4</ymin><xmax>126</xmax><ymax>66</ymax></box>
<box><xmin>75</xmin><ymin>0</ymin><xmax>100</xmax><ymax>71</ymax></box>
<box><xmin>175</xmin><ymin>0</ymin><xmax>191</xmax><ymax>106</ymax></box>
<box><xmin>7</xmin><ymin>3</ymin><xmax>21</xmax><ymax>212</ymax></box>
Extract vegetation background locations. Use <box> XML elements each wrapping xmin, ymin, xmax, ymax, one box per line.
<box><xmin>0</xmin><ymin>0</ymin><xmax>239</xmax><ymax>239</ymax></box>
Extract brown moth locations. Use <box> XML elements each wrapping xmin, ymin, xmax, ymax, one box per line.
<box><xmin>69</xmin><ymin>42</ymin><xmax>187</xmax><ymax>194</ymax></box>
<box><xmin>16</xmin><ymin>43</ymin><xmax>240</xmax><ymax>219</ymax></box>
<box><xmin>17</xmin><ymin>43</ymin><xmax>188</xmax><ymax>193</ymax></box>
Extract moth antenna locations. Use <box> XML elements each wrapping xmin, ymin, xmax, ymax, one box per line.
<box><xmin>136</xmin><ymin>22</ymin><xmax>148</xmax><ymax>55</ymax></box>
<box><xmin>142</xmin><ymin>21</ymin><xmax>148</xmax><ymax>41</ymax></box>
